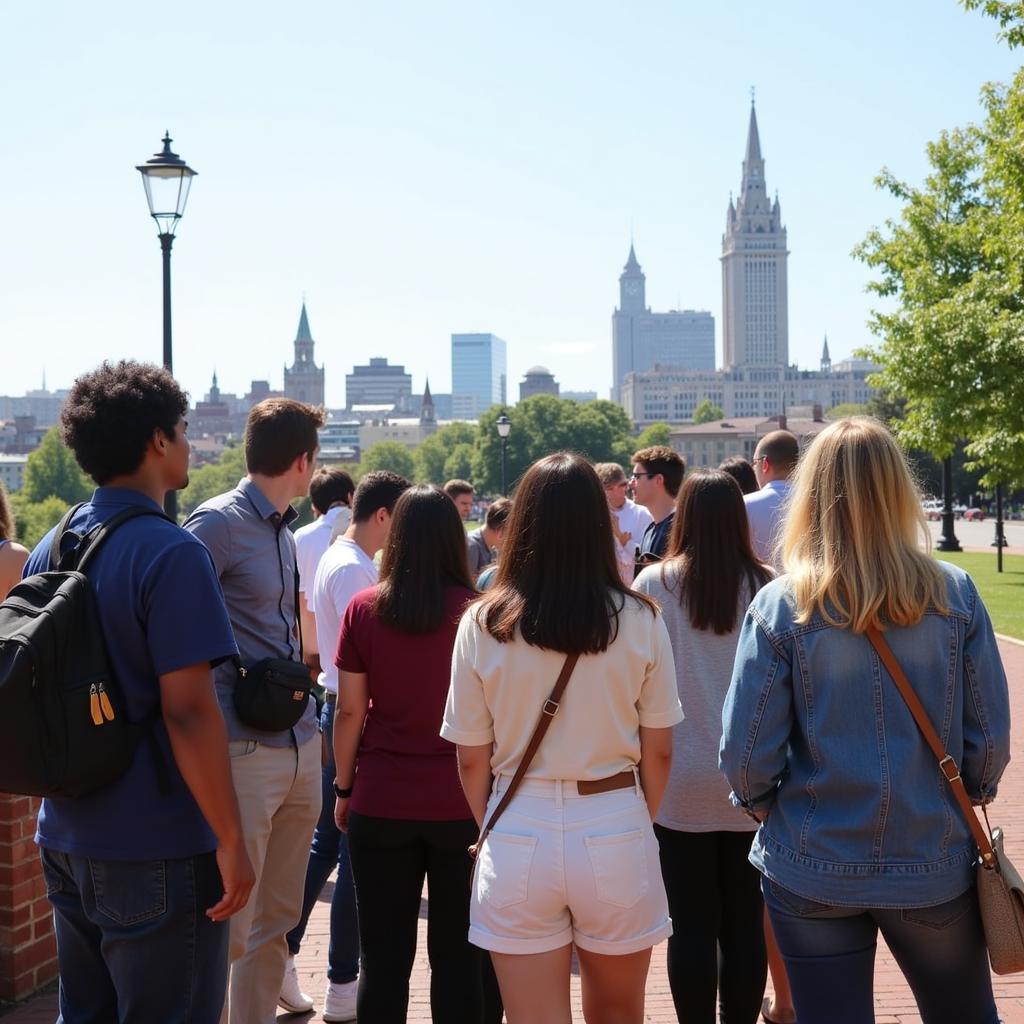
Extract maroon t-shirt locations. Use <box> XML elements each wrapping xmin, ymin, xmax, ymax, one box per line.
<box><xmin>336</xmin><ymin>584</ymin><xmax>476</xmax><ymax>821</ymax></box>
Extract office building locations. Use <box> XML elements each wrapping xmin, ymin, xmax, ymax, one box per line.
<box><xmin>345</xmin><ymin>357</ymin><xmax>412</xmax><ymax>411</ymax></box>
<box><xmin>452</xmin><ymin>333</ymin><xmax>507</xmax><ymax>419</ymax></box>
<box><xmin>519</xmin><ymin>366</ymin><xmax>559</xmax><ymax>401</ymax></box>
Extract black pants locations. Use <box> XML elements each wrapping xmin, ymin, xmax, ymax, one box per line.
<box><xmin>347</xmin><ymin>811</ymin><xmax>488</xmax><ymax>1024</ymax></box>
<box><xmin>655</xmin><ymin>825</ymin><xmax>767</xmax><ymax>1024</ymax></box>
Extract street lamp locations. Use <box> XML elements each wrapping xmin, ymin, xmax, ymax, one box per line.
<box><xmin>137</xmin><ymin>132</ymin><xmax>197</xmax><ymax>520</ymax></box>
<box><xmin>496</xmin><ymin>415</ymin><xmax>511</xmax><ymax>495</ymax></box>
<box><xmin>936</xmin><ymin>454</ymin><xmax>962</xmax><ymax>552</ymax></box>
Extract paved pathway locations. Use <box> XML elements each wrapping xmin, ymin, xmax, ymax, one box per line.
<box><xmin>5</xmin><ymin>637</ymin><xmax>1024</xmax><ymax>1023</ymax></box>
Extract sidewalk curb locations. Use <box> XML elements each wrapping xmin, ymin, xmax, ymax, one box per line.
<box><xmin>997</xmin><ymin>633</ymin><xmax>1024</xmax><ymax>649</ymax></box>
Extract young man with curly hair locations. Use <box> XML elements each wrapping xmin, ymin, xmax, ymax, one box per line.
<box><xmin>185</xmin><ymin>397</ymin><xmax>327</xmax><ymax>1024</ymax></box>
<box><xmin>23</xmin><ymin>360</ymin><xmax>253</xmax><ymax>1024</ymax></box>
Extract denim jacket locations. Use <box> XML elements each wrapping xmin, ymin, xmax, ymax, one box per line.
<box><xmin>720</xmin><ymin>561</ymin><xmax>1010</xmax><ymax>908</ymax></box>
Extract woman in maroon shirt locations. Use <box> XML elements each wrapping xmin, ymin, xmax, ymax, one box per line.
<box><xmin>332</xmin><ymin>484</ymin><xmax>481</xmax><ymax>1023</ymax></box>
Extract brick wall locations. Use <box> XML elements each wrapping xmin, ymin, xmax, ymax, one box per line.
<box><xmin>0</xmin><ymin>795</ymin><xmax>56</xmax><ymax>1001</ymax></box>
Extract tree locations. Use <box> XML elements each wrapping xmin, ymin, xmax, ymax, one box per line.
<box><xmin>634</xmin><ymin>423</ymin><xmax>672</xmax><ymax>449</ymax></box>
<box><xmin>692</xmin><ymin>399</ymin><xmax>725</xmax><ymax>425</ymax></box>
<box><xmin>21</xmin><ymin>428</ymin><xmax>92</xmax><ymax>504</ymax></box>
<box><xmin>826</xmin><ymin>403</ymin><xmax>869</xmax><ymax>419</ymax></box>
<box><xmin>962</xmin><ymin>0</ymin><xmax>1024</xmax><ymax>47</ymax></box>
<box><xmin>358</xmin><ymin>441</ymin><xmax>415</xmax><ymax>481</ymax></box>
<box><xmin>415</xmin><ymin>421</ymin><xmax>479</xmax><ymax>484</ymax></box>
<box><xmin>180</xmin><ymin>446</ymin><xmax>248</xmax><ymax>517</ymax></box>
<box><xmin>10</xmin><ymin>494</ymin><xmax>71</xmax><ymax>550</ymax></box>
<box><xmin>443</xmin><ymin>443</ymin><xmax>476</xmax><ymax>482</ymax></box>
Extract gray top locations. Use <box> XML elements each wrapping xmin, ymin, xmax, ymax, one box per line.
<box><xmin>466</xmin><ymin>527</ymin><xmax>495</xmax><ymax>577</ymax></box>
<box><xmin>184</xmin><ymin>477</ymin><xmax>317</xmax><ymax>749</ymax></box>
<box><xmin>635</xmin><ymin>560</ymin><xmax>760</xmax><ymax>832</ymax></box>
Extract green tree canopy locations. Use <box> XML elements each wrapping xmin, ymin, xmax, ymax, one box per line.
<box><xmin>358</xmin><ymin>441</ymin><xmax>415</xmax><ymax>481</ymax></box>
<box><xmin>826</xmin><ymin>403</ymin><xmax>869</xmax><ymax>419</ymax></box>
<box><xmin>691</xmin><ymin>400</ymin><xmax>725</xmax><ymax>425</ymax></box>
<box><xmin>10</xmin><ymin>494</ymin><xmax>72</xmax><ymax>551</ymax></box>
<box><xmin>414</xmin><ymin>421</ymin><xmax>479</xmax><ymax>484</ymax></box>
<box><xmin>634</xmin><ymin>423</ymin><xmax>672</xmax><ymax>449</ymax></box>
<box><xmin>962</xmin><ymin>0</ymin><xmax>1024</xmax><ymax>46</ymax></box>
<box><xmin>21</xmin><ymin>428</ymin><xmax>92</xmax><ymax>505</ymax></box>
<box><xmin>180</xmin><ymin>446</ymin><xmax>247</xmax><ymax>518</ymax></box>
<box><xmin>443</xmin><ymin>443</ymin><xmax>476</xmax><ymax>483</ymax></box>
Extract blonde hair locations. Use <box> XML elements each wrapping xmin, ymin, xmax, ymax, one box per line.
<box><xmin>782</xmin><ymin>417</ymin><xmax>947</xmax><ymax>632</ymax></box>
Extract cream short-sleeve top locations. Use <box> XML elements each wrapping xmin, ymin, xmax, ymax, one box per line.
<box><xmin>441</xmin><ymin>594</ymin><xmax>683</xmax><ymax>781</ymax></box>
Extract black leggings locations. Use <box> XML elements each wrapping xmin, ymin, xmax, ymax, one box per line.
<box><xmin>655</xmin><ymin>825</ymin><xmax>767</xmax><ymax>1024</ymax></box>
<box><xmin>348</xmin><ymin>811</ymin><xmax>488</xmax><ymax>1024</ymax></box>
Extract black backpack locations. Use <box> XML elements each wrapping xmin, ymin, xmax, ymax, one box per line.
<box><xmin>0</xmin><ymin>503</ymin><xmax>169</xmax><ymax>798</ymax></box>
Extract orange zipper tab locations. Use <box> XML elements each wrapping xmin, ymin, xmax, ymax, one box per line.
<box><xmin>89</xmin><ymin>684</ymin><xmax>103</xmax><ymax>726</ymax></box>
<box><xmin>98</xmin><ymin>683</ymin><xmax>115</xmax><ymax>722</ymax></box>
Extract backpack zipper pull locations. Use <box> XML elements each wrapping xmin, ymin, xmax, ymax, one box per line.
<box><xmin>98</xmin><ymin>683</ymin><xmax>115</xmax><ymax>722</ymax></box>
<box><xmin>89</xmin><ymin>684</ymin><xmax>103</xmax><ymax>726</ymax></box>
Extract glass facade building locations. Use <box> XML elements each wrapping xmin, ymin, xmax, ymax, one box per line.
<box><xmin>451</xmin><ymin>333</ymin><xmax>507</xmax><ymax>419</ymax></box>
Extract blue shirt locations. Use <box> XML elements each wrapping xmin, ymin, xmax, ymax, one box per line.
<box><xmin>25</xmin><ymin>488</ymin><xmax>238</xmax><ymax>860</ymax></box>
<box><xmin>184</xmin><ymin>478</ymin><xmax>318</xmax><ymax>749</ymax></box>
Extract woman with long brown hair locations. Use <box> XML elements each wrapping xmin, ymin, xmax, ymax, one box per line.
<box><xmin>332</xmin><ymin>485</ymin><xmax>483</xmax><ymax>1023</ymax></box>
<box><xmin>722</xmin><ymin>419</ymin><xmax>1009</xmax><ymax>1024</ymax></box>
<box><xmin>442</xmin><ymin>453</ymin><xmax>682</xmax><ymax>1024</ymax></box>
<box><xmin>635</xmin><ymin>469</ymin><xmax>772</xmax><ymax>1023</ymax></box>
<box><xmin>0</xmin><ymin>482</ymin><xmax>28</xmax><ymax>597</ymax></box>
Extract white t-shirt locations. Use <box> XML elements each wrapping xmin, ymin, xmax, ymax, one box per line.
<box><xmin>743</xmin><ymin>479</ymin><xmax>792</xmax><ymax>568</ymax></box>
<box><xmin>441</xmin><ymin>595</ymin><xmax>683</xmax><ymax>781</ymax></box>
<box><xmin>608</xmin><ymin>498</ymin><xmax>654</xmax><ymax>584</ymax></box>
<box><xmin>312</xmin><ymin>537</ymin><xmax>378</xmax><ymax>693</ymax></box>
<box><xmin>294</xmin><ymin>506</ymin><xmax>350</xmax><ymax>609</ymax></box>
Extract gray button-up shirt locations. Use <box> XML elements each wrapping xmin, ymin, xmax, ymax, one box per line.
<box><xmin>184</xmin><ymin>477</ymin><xmax>317</xmax><ymax>748</ymax></box>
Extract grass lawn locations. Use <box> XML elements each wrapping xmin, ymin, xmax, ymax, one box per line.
<box><xmin>931</xmin><ymin>551</ymin><xmax>1024</xmax><ymax>642</ymax></box>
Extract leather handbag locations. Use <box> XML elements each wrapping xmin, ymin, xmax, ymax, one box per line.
<box><xmin>468</xmin><ymin>652</ymin><xmax>580</xmax><ymax>860</ymax></box>
<box><xmin>867</xmin><ymin>625</ymin><xmax>1024</xmax><ymax>975</ymax></box>
<box><xmin>233</xmin><ymin>567</ymin><xmax>313</xmax><ymax>732</ymax></box>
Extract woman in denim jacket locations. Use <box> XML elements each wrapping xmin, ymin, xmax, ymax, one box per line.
<box><xmin>721</xmin><ymin>418</ymin><xmax>1010</xmax><ymax>1024</ymax></box>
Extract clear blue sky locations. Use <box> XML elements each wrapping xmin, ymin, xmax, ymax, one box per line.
<box><xmin>1</xmin><ymin>1</ymin><xmax>1018</xmax><ymax>409</ymax></box>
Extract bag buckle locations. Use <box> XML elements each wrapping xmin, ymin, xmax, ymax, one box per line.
<box><xmin>542</xmin><ymin>699</ymin><xmax>560</xmax><ymax>717</ymax></box>
<box><xmin>939</xmin><ymin>755</ymin><xmax>961</xmax><ymax>783</ymax></box>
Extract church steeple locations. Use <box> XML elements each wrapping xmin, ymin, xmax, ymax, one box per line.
<box><xmin>284</xmin><ymin>300</ymin><xmax>325</xmax><ymax>406</ymax></box>
<box><xmin>820</xmin><ymin>334</ymin><xmax>832</xmax><ymax>373</ymax></box>
<box><xmin>618</xmin><ymin>242</ymin><xmax>646</xmax><ymax>312</ymax></box>
<box><xmin>420</xmin><ymin>377</ymin><xmax>437</xmax><ymax>434</ymax></box>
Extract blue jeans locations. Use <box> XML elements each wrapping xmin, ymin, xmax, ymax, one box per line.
<box><xmin>285</xmin><ymin>698</ymin><xmax>360</xmax><ymax>983</ymax></box>
<box><xmin>763</xmin><ymin>878</ymin><xmax>999</xmax><ymax>1024</ymax></box>
<box><xmin>40</xmin><ymin>847</ymin><xmax>228</xmax><ymax>1024</ymax></box>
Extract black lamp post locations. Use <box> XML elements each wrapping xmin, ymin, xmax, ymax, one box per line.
<box><xmin>137</xmin><ymin>133</ymin><xmax>197</xmax><ymax>520</ymax></box>
<box><xmin>496</xmin><ymin>415</ymin><xmax>511</xmax><ymax>495</ymax></box>
<box><xmin>936</xmin><ymin>454</ymin><xmax>962</xmax><ymax>552</ymax></box>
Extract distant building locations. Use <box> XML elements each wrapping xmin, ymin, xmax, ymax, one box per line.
<box><xmin>419</xmin><ymin>379</ymin><xmax>438</xmax><ymax>437</ymax></box>
<box><xmin>0</xmin><ymin>454</ymin><xmax>28</xmax><ymax>492</ymax></box>
<box><xmin>318</xmin><ymin>419</ymin><xmax>361</xmax><ymax>464</ymax></box>
<box><xmin>0</xmin><ymin>388</ymin><xmax>69</xmax><ymax>429</ymax></box>
<box><xmin>562</xmin><ymin>390</ymin><xmax>598</xmax><ymax>404</ymax></box>
<box><xmin>670</xmin><ymin>408</ymin><xmax>829</xmax><ymax>469</ymax></box>
<box><xmin>622</xmin><ymin>349</ymin><xmax>877</xmax><ymax>426</ymax></box>
<box><xmin>611</xmin><ymin>245</ymin><xmax>715</xmax><ymax>401</ymax></box>
<box><xmin>519</xmin><ymin>365</ymin><xmax>559</xmax><ymax>401</ymax></box>
<box><xmin>283</xmin><ymin>302</ymin><xmax>325</xmax><ymax>407</ymax></box>
<box><xmin>408</xmin><ymin>391</ymin><xmax>453</xmax><ymax>420</ymax></box>
<box><xmin>346</xmin><ymin>358</ymin><xmax>412</xmax><ymax>411</ymax></box>
<box><xmin>452</xmin><ymin>333</ymin><xmax>507</xmax><ymax>419</ymax></box>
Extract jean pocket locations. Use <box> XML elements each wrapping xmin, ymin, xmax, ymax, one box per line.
<box><xmin>901</xmin><ymin>889</ymin><xmax>973</xmax><ymax>930</ymax></box>
<box><xmin>584</xmin><ymin>829</ymin><xmax>650</xmax><ymax>909</ymax></box>
<box><xmin>766</xmin><ymin>880</ymin><xmax>834</xmax><ymax>918</ymax></box>
<box><xmin>478</xmin><ymin>832</ymin><xmax>537</xmax><ymax>909</ymax></box>
<box><xmin>89</xmin><ymin>859</ymin><xmax>167</xmax><ymax>926</ymax></box>
<box><xmin>40</xmin><ymin>850</ymin><xmax>63</xmax><ymax>897</ymax></box>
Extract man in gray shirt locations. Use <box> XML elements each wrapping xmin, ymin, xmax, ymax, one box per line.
<box><xmin>185</xmin><ymin>398</ymin><xmax>324</xmax><ymax>1024</ymax></box>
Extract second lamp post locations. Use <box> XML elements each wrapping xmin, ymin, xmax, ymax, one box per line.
<box><xmin>496</xmin><ymin>415</ymin><xmax>511</xmax><ymax>495</ymax></box>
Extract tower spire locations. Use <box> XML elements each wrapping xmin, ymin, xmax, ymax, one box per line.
<box><xmin>295</xmin><ymin>301</ymin><xmax>312</xmax><ymax>343</ymax></box>
<box><xmin>744</xmin><ymin>100</ymin><xmax>763</xmax><ymax>169</ymax></box>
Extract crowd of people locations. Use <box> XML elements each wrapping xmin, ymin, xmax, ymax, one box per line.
<box><xmin>0</xmin><ymin>357</ymin><xmax>1011</xmax><ymax>1024</ymax></box>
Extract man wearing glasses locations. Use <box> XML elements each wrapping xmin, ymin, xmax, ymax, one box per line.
<box><xmin>745</xmin><ymin>429</ymin><xmax>799</xmax><ymax>568</ymax></box>
<box><xmin>629</xmin><ymin>445</ymin><xmax>685</xmax><ymax>575</ymax></box>
<box><xmin>595</xmin><ymin>463</ymin><xmax>653</xmax><ymax>585</ymax></box>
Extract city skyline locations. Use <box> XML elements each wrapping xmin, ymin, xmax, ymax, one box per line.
<box><xmin>1</xmin><ymin>2</ymin><xmax>1018</xmax><ymax>408</ymax></box>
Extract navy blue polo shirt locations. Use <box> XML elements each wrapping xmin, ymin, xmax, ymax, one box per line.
<box><xmin>24</xmin><ymin>487</ymin><xmax>238</xmax><ymax>860</ymax></box>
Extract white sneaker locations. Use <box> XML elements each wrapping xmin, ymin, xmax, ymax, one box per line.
<box><xmin>322</xmin><ymin>978</ymin><xmax>358</xmax><ymax>1022</ymax></box>
<box><xmin>278</xmin><ymin>957</ymin><xmax>314</xmax><ymax>1014</ymax></box>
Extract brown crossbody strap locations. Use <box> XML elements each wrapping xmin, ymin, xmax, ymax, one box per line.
<box><xmin>469</xmin><ymin>652</ymin><xmax>580</xmax><ymax>859</ymax></box>
<box><xmin>865</xmin><ymin>625</ymin><xmax>995</xmax><ymax>868</ymax></box>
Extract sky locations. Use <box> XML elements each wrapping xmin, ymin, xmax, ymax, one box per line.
<box><xmin>1</xmin><ymin>1</ymin><xmax>1020</xmax><ymax>409</ymax></box>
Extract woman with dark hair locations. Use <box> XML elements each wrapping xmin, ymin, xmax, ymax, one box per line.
<box><xmin>719</xmin><ymin>455</ymin><xmax>759</xmax><ymax>496</ymax></box>
<box><xmin>442</xmin><ymin>453</ymin><xmax>682</xmax><ymax>1024</ymax></box>
<box><xmin>0</xmin><ymin>481</ymin><xmax>28</xmax><ymax>597</ymax></box>
<box><xmin>634</xmin><ymin>470</ymin><xmax>772</xmax><ymax>1023</ymax></box>
<box><xmin>331</xmin><ymin>485</ymin><xmax>483</xmax><ymax>1023</ymax></box>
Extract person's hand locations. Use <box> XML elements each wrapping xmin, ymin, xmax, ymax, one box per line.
<box><xmin>611</xmin><ymin>513</ymin><xmax>631</xmax><ymax>548</ymax></box>
<box><xmin>207</xmin><ymin>839</ymin><xmax>255</xmax><ymax>921</ymax></box>
<box><xmin>335</xmin><ymin>796</ymin><xmax>351</xmax><ymax>833</ymax></box>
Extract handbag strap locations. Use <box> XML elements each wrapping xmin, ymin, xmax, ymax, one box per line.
<box><xmin>470</xmin><ymin>652</ymin><xmax>580</xmax><ymax>856</ymax></box>
<box><xmin>865</xmin><ymin>625</ymin><xmax>995</xmax><ymax>868</ymax></box>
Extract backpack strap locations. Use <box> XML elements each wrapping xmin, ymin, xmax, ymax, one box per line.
<box><xmin>49</xmin><ymin>503</ymin><xmax>87</xmax><ymax>570</ymax></box>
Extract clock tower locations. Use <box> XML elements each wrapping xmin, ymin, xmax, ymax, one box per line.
<box><xmin>611</xmin><ymin>243</ymin><xmax>648</xmax><ymax>401</ymax></box>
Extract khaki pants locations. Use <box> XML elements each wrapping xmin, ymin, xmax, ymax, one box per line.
<box><xmin>221</xmin><ymin>736</ymin><xmax>321</xmax><ymax>1024</ymax></box>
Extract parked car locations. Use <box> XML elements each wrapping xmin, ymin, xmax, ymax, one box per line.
<box><xmin>963</xmin><ymin>507</ymin><xmax>986</xmax><ymax>521</ymax></box>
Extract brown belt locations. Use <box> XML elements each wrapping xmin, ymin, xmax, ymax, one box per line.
<box><xmin>576</xmin><ymin>770</ymin><xmax>635</xmax><ymax>796</ymax></box>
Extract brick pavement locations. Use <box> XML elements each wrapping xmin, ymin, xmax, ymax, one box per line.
<box><xmin>4</xmin><ymin>636</ymin><xmax>1024</xmax><ymax>1023</ymax></box>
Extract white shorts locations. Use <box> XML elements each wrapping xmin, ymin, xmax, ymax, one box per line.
<box><xmin>469</xmin><ymin>774</ymin><xmax>673</xmax><ymax>956</ymax></box>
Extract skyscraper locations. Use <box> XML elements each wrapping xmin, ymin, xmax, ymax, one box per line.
<box><xmin>721</xmin><ymin>102</ymin><xmax>789</xmax><ymax>368</ymax></box>
<box><xmin>610</xmin><ymin>245</ymin><xmax>715</xmax><ymax>401</ymax></box>
<box><xmin>283</xmin><ymin>302</ymin><xmax>326</xmax><ymax>406</ymax></box>
<box><xmin>451</xmin><ymin>333</ymin><xmax>507</xmax><ymax>419</ymax></box>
